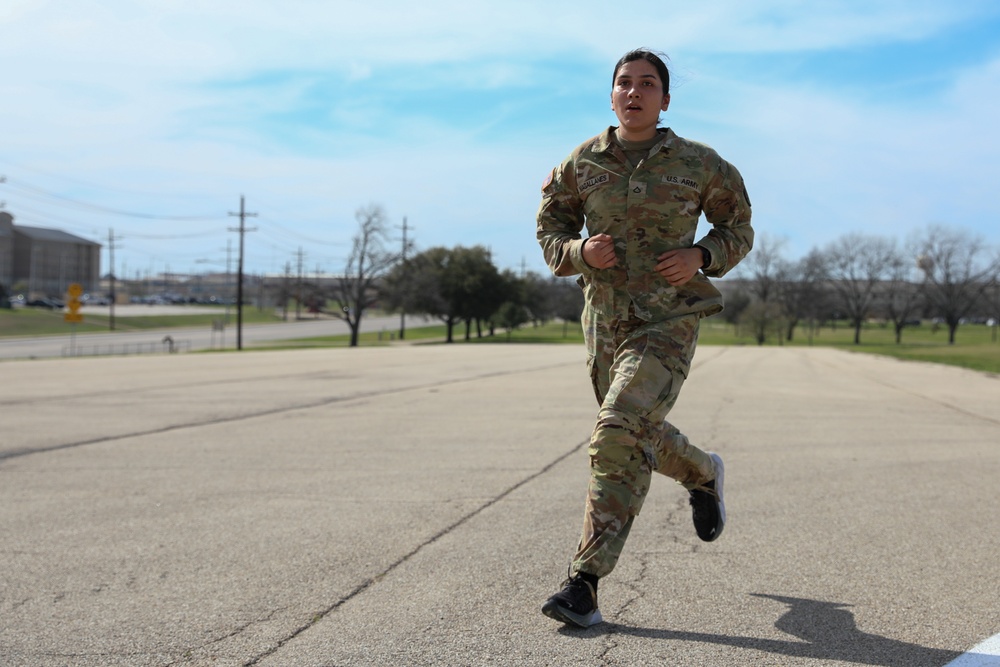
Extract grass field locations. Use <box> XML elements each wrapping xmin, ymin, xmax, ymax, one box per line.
<box><xmin>251</xmin><ymin>315</ymin><xmax>1000</xmax><ymax>375</ymax></box>
<box><xmin>3</xmin><ymin>306</ymin><xmax>998</xmax><ymax>374</ymax></box>
<box><xmin>697</xmin><ymin>318</ymin><xmax>1000</xmax><ymax>374</ymax></box>
<box><xmin>0</xmin><ymin>306</ymin><xmax>284</xmax><ymax>337</ymax></box>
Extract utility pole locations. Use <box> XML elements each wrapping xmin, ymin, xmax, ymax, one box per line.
<box><xmin>397</xmin><ymin>216</ymin><xmax>411</xmax><ymax>340</ymax></box>
<box><xmin>295</xmin><ymin>247</ymin><xmax>305</xmax><ymax>320</ymax></box>
<box><xmin>224</xmin><ymin>239</ymin><xmax>233</xmax><ymax>324</ymax></box>
<box><xmin>228</xmin><ymin>196</ymin><xmax>257</xmax><ymax>350</ymax></box>
<box><xmin>108</xmin><ymin>229</ymin><xmax>121</xmax><ymax>331</ymax></box>
<box><xmin>282</xmin><ymin>261</ymin><xmax>291</xmax><ymax>321</ymax></box>
<box><xmin>314</xmin><ymin>263</ymin><xmax>322</xmax><ymax>319</ymax></box>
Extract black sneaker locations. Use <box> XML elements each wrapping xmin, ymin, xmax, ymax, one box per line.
<box><xmin>689</xmin><ymin>452</ymin><xmax>726</xmax><ymax>542</ymax></box>
<box><xmin>541</xmin><ymin>574</ymin><xmax>603</xmax><ymax>628</ymax></box>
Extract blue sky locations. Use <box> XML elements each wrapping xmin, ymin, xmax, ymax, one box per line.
<box><xmin>2</xmin><ymin>1</ymin><xmax>999</xmax><ymax>281</ymax></box>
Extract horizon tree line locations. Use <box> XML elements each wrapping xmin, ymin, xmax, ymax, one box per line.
<box><xmin>730</xmin><ymin>224</ymin><xmax>999</xmax><ymax>346</ymax></box>
<box><xmin>293</xmin><ymin>205</ymin><xmax>1000</xmax><ymax>348</ymax></box>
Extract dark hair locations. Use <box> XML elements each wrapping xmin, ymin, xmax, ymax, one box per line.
<box><xmin>612</xmin><ymin>48</ymin><xmax>671</xmax><ymax>95</ymax></box>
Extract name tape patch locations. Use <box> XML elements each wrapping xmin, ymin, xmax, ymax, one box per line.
<box><xmin>663</xmin><ymin>175</ymin><xmax>700</xmax><ymax>191</ymax></box>
<box><xmin>580</xmin><ymin>173</ymin><xmax>610</xmax><ymax>192</ymax></box>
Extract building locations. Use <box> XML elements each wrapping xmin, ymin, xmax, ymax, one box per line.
<box><xmin>0</xmin><ymin>211</ymin><xmax>12</xmax><ymax>292</ymax></box>
<box><xmin>0</xmin><ymin>211</ymin><xmax>102</xmax><ymax>297</ymax></box>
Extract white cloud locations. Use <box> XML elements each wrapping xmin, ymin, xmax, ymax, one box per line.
<box><xmin>1</xmin><ymin>1</ymin><xmax>998</xmax><ymax>276</ymax></box>
<box><xmin>674</xmin><ymin>50</ymin><xmax>1000</xmax><ymax>258</ymax></box>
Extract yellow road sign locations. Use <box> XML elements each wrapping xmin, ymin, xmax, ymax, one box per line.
<box><xmin>66</xmin><ymin>284</ymin><xmax>83</xmax><ymax>324</ymax></box>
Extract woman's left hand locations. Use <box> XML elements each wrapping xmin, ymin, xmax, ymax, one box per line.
<box><xmin>655</xmin><ymin>248</ymin><xmax>704</xmax><ymax>286</ymax></box>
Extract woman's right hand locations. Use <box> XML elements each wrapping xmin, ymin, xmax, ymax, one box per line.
<box><xmin>582</xmin><ymin>234</ymin><xmax>618</xmax><ymax>269</ymax></box>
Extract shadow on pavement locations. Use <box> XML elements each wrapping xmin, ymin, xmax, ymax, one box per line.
<box><xmin>560</xmin><ymin>593</ymin><xmax>964</xmax><ymax>667</ymax></box>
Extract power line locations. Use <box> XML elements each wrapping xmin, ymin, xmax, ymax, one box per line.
<box><xmin>256</xmin><ymin>215</ymin><xmax>344</xmax><ymax>246</ymax></box>
<box><xmin>0</xmin><ymin>175</ymin><xmax>225</xmax><ymax>221</ymax></box>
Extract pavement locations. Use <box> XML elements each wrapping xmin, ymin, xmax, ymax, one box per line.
<box><xmin>1</xmin><ymin>344</ymin><xmax>998</xmax><ymax>666</ymax></box>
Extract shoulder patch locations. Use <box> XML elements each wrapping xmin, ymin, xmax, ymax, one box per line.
<box><xmin>541</xmin><ymin>169</ymin><xmax>554</xmax><ymax>192</ymax></box>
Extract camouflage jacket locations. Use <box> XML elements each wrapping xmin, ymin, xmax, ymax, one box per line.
<box><xmin>537</xmin><ymin>127</ymin><xmax>753</xmax><ymax>321</ymax></box>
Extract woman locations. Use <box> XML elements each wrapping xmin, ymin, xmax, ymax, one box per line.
<box><xmin>536</xmin><ymin>48</ymin><xmax>754</xmax><ymax>628</ymax></box>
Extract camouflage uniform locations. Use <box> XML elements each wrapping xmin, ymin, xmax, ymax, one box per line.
<box><xmin>537</xmin><ymin>126</ymin><xmax>753</xmax><ymax>578</ymax></box>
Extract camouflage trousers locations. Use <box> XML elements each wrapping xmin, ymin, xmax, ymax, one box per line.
<box><xmin>572</xmin><ymin>305</ymin><xmax>715</xmax><ymax>579</ymax></box>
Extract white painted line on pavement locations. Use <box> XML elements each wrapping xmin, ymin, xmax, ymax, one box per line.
<box><xmin>944</xmin><ymin>633</ymin><xmax>1000</xmax><ymax>667</ymax></box>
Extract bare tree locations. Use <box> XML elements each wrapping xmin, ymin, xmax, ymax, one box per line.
<box><xmin>915</xmin><ymin>225</ymin><xmax>994</xmax><ymax>344</ymax></box>
<box><xmin>776</xmin><ymin>248</ymin><xmax>828</xmax><ymax>343</ymax></box>
<box><xmin>986</xmin><ymin>255</ymin><xmax>1000</xmax><ymax>343</ymax></box>
<box><xmin>882</xmin><ymin>238</ymin><xmax>923</xmax><ymax>344</ymax></box>
<box><xmin>824</xmin><ymin>233</ymin><xmax>895</xmax><ymax>345</ymax></box>
<box><xmin>738</xmin><ymin>235</ymin><xmax>786</xmax><ymax>345</ymax></box>
<box><xmin>329</xmin><ymin>204</ymin><xmax>404</xmax><ymax>347</ymax></box>
<box><xmin>740</xmin><ymin>300</ymin><xmax>786</xmax><ymax>345</ymax></box>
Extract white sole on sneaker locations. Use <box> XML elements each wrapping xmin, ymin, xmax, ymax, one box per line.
<box><xmin>710</xmin><ymin>452</ymin><xmax>726</xmax><ymax>532</ymax></box>
<box><xmin>543</xmin><ymin>605</ymin><xmax>603</xmax><ymax>628</ymax></box>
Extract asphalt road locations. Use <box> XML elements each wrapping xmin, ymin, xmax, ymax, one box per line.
<box><xmin>0</xmin><ymin>306</ymin><xmax>412</xmax><ymax>359</ymax></box>
<box><xmin>1</xmin><ymin>345</ymin><xmax>998</xmax><ymax>666</ymax></box>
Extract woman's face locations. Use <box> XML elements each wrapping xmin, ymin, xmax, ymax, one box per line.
<box><xmin>610</xmin><ymin>59</ymin><xmax>670</xmax><ymax>141</ymax></box>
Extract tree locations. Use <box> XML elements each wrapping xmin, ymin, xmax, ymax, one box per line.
<box><xmin>550</xmin><ymin>276</ymin><xmax>585</xmax><ymax>337</ymax></box>
<box><xmin>882</xmin><ymin>239</ymin><xmax>923</xmax><ymax>344</ymax></box>
<box><xmin>720</xmin><ymin>288</ymin><xmax>750</xmax><ymax>331</ymax></box>
<box><xmin>485</xmin><ymin>269</ymin><xmax>524</xmax><ymax>336</ymax></box>
<box><xmin>386</xmin><ymin>245</ymin><xmax>499</xmax><ymax>343</ymax></box>
<box><xmin>777</xmin><ymin>249</ymin><xmax>828</xmax><ymax>344</ymax></box>
<box><xmin>391</xmin><ymin>247</ymin><xmax>458</xmax><ymax>341</ymax></box>
<box><xmin>824</xmin><ymin>233</ymin><xmax>894</xmax><ymax>345</ymax></box>
<box><xmin>517</xmin><ymin>271</ymin><xmax>555</xmax><ymax>326</ymax></box>
<box><xmin>328</xmin><ymin>204</ymin><xmax>403</xmax><ymax>347</ymax></box>
<box><xmin>496</xmin><ymin>301</ymin><xmax>530</xmax><ymax>340</ymax></box>
<box><xmin>915</xmin><ymin>225</ymin><xmax>994</xmax><ymax>344</ymax></box>
<box><xmin>446</xmin><ymin>246</ymin><xmax>504</xmax><ymax>341</ymax></box>
<box><xmin>739</xmin><ymin>300</ymin><xmax>785</xmax><ymax>344</ymax></box>
<box><xmin>738</xmin><ymin>235</ymin><xmax>786</xmax><ymax>344</ymax></box>
<box><xmin>985</xmin><ymin>258</ymin><xmax>1000</xmax><ymax>343</ymax></box>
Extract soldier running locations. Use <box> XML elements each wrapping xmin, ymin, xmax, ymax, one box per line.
<box><xmin>536</xmin><ymin>48</ymin><xmax>754</xmax><ymax>628</ymax></box>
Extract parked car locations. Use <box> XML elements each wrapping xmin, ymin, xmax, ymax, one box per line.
<box><xmin>81</xmin><ymin>293</ymin><xmax>110</xmax><ymax>306</ymax></box>
<box><xmin>26</xmin><ymin>298</ymin><xmax>64</xmax><ymax>310</ymax></box>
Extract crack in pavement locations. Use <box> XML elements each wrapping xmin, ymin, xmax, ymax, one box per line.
<box><xmin>0</xmin><ymin>362</ymin><xmax>578</xmax><ymax>464</ymax></box>
<box><xmin>810</xmin><ymin>353</ymin><xmax>1000</xmax><ymax>428</ymax></box>
<box><xmin>241</xmin><ymin>437</ymin><xmax>591</xmax><ymax>667</ymax></box>
<box><xmin>0</xmin><ymin>369</ymin><xmax>351</xmax><ymax>408</ymax></box>
<box><xmin>164</xmin><ymin>607</ymin><xmax>289</xmax><ymax>667</ymax></box>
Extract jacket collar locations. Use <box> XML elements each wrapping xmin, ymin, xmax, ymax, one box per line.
<box><xmin>594</xmin><ymin>126</ymin><xmax>677</xmax><ymax>154</ymax></box>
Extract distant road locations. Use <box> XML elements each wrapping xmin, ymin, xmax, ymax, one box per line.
<box><xmin>0</xmin><ymin>306</ymin><xmax>420</xmax><ymax>360</ymax></box>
